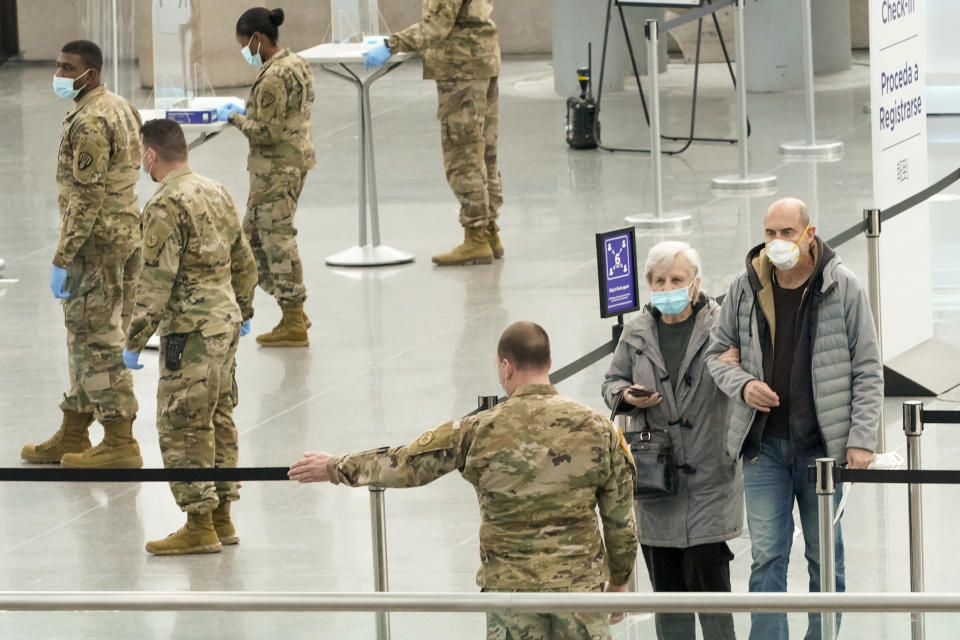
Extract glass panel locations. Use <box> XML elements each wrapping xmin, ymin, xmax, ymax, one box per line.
<box><xmin>81</xmin><ymin>0</ymin><xmax>137</xmax><ymax>99</ymax></box>
<box><xmin>331</xmin><ymin>0</ymin><xmax>382</xmax><ymax>43</ymax></box>
<box><xmin>151</xmin><ymin>0</ymin><xmax>196</xmax><ymax>109</ymax></box>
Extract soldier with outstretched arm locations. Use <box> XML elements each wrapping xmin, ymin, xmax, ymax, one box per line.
<box><xmin>289</xmin><ymin>321</ymin><xmax>638</xmax><ymax>640</ymax></box>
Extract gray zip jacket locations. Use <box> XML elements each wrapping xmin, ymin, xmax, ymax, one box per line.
<box><xmin>704</xmin><ymin>240</ymin><xmax>883</xmax><ymax>462</ymax></box>
<box><xmin>602</xmin><ymin>298</ymin><xmax>744</xmax><ymax>548</ymax></box>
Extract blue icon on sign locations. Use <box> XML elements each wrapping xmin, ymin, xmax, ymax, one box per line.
<box><xmin>605</xmin><ymin>235</ymin><xmax>631</xmax><ymax>280</ymax></box>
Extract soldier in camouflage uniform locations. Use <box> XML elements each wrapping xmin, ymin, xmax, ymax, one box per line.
<box><xmin>224</xmin><ymin>7</ymin><xmax>316</xmax><ymax>347</ymax></box>
<box><xmin>124</xmin><ymin>119</ymin><xmax>257</xmax><ymax>555</ymax></box>
<box><xmin>363</xmin><ymin>0</ymin><xmax>504</xmax><ymax>266</ymax></box>
<box><xmin>290</xmin><ymin>322</ymin><xmax>637</xmax><ymax>639</ymax></box>
<box><xmin>22</xmin><ymin>40</ymin><xmax>144</xmax><ymax>469</ymax></box>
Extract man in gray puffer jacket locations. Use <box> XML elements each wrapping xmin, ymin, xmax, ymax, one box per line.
<box><xmin>704</xmin><ymin>197</ymin><xmax>883</xmax><ymax>640</ymax></box>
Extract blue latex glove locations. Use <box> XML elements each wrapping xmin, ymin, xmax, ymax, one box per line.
<box><xmin>362</xmin><ymin>42</ymin><xmax>392</xmax><ymax>71</ymax></box>
<box><xmin>50</xmin><ymin>265</ymin><xmax>70</xmax><ymax>299</ymax></box>
<box><xmin>217</xmin><ymin>102</ymin><xmax>245</xmax><ymax>122</ymax></box>
<box><xmin>240</xmin><ymin>319</ymin><xmax>251</xmax><ymax>337</ymax></box>
<box><xmin>123</xmin><ymin>348</ymin><xmax>143</xmax><ymax>370</ymax></box>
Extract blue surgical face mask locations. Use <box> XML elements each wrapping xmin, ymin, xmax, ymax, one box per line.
<box><xmin>141</xmin><ymin>150</ymin><xmax>155</xmax><ymax>181</ymax></box>
<box><xmin>651</xmin><ymin>283</ymin><xmax>693</xmax><ymax>316</ymax></box>
<box><xmin>52</xmin><ymin>69</ymin><xmax>91</xmax><ymax>100</ymax></box>
<box><xmin>241</xmin><ymin>36</ymin><xmax>262</xmax><ymax>66</ymax></box>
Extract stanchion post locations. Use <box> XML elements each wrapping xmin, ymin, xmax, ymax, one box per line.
<box><xmin>815</xmin><ymin>458</ymin><xmax>837</xmax><ymax>640</ymax></box>
<box><xmin>778</xmin><ymin>0</ymin><xmax>843</xmax><ymax>159</ymax></box>
<box><xmin>624</xmin><ymin>20</ymin><xmax>691</xmax><ymax>232</ymax></box>
<box><xmin>865</xmin><ymin>209</ymin><xmax>885</xmax><ymax>453</ymax></box>
<box><xmin>903</xmin><ymin>401</ymin><xmax>926</xmax><ymax>640</ymax></box>
<box><xmin>478</xmin><ymin>396</ymin><xmax>500</xmax><ymax>411</ymax></box>
<box><xmin>369</xmin><ymin>487</ymin><xmax>391</xmax><ymax>640</ymax></box>
<box><xmin>711</xmin><ymin>0</ymin><xmax>777</xmax><ymax>192</ymax></box>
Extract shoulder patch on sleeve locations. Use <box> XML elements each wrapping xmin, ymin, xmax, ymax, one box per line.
<box><xmin>259</xmin><ymin>90</ymin><xmax>276</xmax><ymax>108</ymax></box>
<box><xmin>141</xmin><ymin>207</ymin><xmax>176</xmax><ymax>261</ymax></box>
<box><xmin>407</xmin><ymin>421</ymin><xmax>457</xmax><ymax>456</ymax></box>
<box><xmin>77</xmin><ymin>151</ymin><xmax>94</xmax><ymax>171</ymax></box>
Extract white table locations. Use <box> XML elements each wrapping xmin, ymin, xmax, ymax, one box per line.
<box><xmin>139</xmin><ymin>95</ymin><xmax>239</xmax><ymax>150</ymax></box>
<box><xmin>299</xmin><ymin>42</ymin><xmax>415</xmax><ymax>267</ymax></box>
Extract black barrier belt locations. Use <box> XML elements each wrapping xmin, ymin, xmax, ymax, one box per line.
<box><xmin>881</xmin><ymin>166</ymin><xmax>960</xmax><ymax>223</ymax></box>
<box><xmin>921</xmin><ymin>410</ymin><xmax>960</xmax><ymax>424</ymax></box>
<box><xmin>0</xmin><ymin>467</ymin><xmax>290</xmax><ymax>482</ymax></box>
<box><xmin>661</xmin><ymin>0</ymin><xmax>736</xmax><ymax>32</ymax></box>
<box><xmin>825</xmin><ymin>220</ymin><xmax>868</xmax><ymax>251</ymax></box>
<box><xmin>835</xmin><ymin>468</ymin><xmax>960</xmax><ymax>485</ymax></box>
<box><xmin>826</xmin><ymin>166</ymin><xmax>960</xmax><ymax>249</ymax></box>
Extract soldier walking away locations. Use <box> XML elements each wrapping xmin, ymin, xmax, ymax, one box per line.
<box><xmin>363</xmin><ymin>0</ymin><xmax>504</xmax><ymax>266</ymax></box>
<box><xmin>124</xmin><ymin>119</ymin><xmax>257</xmax><ymax>555</ymax></box>
<box><xmin>220</xmin><ymin>7</ymin><xmax>316</xmax><ymax>347</ymax></box>
<box><xmin>290</xmin><ymin>321</ymin><xmax>638</xmax><ymax>639</ymax></box>
<box><xmin>22</xmin><ymin>40</ymin><xmax>144</xmax><ymax>469</ymax></box>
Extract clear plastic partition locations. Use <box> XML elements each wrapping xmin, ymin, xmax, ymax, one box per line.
<box><xmin>81</xmin><ymin>0</ymin><xmax>137</xmax><ymax>99</ymax></box>
<box><xmin>151</xmin><ymin>0</ymin><xmax>215</xmax><ymax>110</ymax></box>
<box><xmin>332</xmin><ymin>0</ymin><xmax>382</xmax><ymax>43</ymax></box>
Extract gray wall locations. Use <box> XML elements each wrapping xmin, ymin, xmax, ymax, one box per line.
<box><xmin>17</xmin><ymin>0</ymin><xmax>550</xmax><ymax>88</ymax></box>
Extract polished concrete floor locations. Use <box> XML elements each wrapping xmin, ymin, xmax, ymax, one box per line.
<box><xmin>1</xmin><ymin>51</ymin><xmax>960</xmax><ymax>638</ymax></box>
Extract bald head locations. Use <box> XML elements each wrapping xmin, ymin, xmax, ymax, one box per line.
<box><xmin>497</xmin><ymin>322</ymin><xmax>551</xmax><ymax>371</ymax></box>
<box><xmin>766</xmin><ymin>197</ymin><xmax>810</xmax><ymax>229</ymax></box>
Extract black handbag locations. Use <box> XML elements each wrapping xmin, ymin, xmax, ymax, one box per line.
<box><xmin>612</xmin><ymin>389</ymin><xmax>678</xmax><ymax>498</ymax></box>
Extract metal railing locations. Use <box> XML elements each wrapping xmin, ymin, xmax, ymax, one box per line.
<box><xmin>3</xmin><ymin>590</ymin><xmax>960</xmax><ymax>614</ymax></box>
<box><xmin>816</xmin><ymin>402</ymin><xmax>960</xmax><ymax>640</ymax></box>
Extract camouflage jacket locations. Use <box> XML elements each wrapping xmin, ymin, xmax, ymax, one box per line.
<box><xmin>387</xmin><ymin>0</ymin><xmax>500</xmax><ymax>81</ymax></box>
<box><xmin>232</xmin><ymin>49</ymin><xmax>317</xmax><ymax>172</ymax></box>
<box><xmin>54</xmin><ymin>84</ymin><xmax>142</xmax><ymax>268</ymax></box>
<box><xmin>126</xmin><ymin>167</ymin><xmax>257</xmax><ymax>351</ymax></box>
<box><xmin>328</xmin><ymin>384</ymin><xmax>638</xmax><ymax>590</ymax></box>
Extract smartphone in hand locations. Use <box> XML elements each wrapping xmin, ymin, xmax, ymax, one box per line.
<box><xmin>627</xmin><ymin>387</ymin><xmax>654</xmax><ymax>398</ymax></box>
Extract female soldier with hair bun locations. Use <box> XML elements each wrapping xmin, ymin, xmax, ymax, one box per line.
<box><xmin>220</xmin><ymin>6</ymin><xmax>316</xmax><ymax>348</ymax></box>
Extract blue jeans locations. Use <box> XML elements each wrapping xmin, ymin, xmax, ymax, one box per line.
<box><xmin>744</xmin><ymin>436</ymin><xmax>846</xmax><ymax>640</ymax></box>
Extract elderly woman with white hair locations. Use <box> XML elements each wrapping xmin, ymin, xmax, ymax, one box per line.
<box><xmin>602</xmin><ymin>241</ymin><xmax>743</xmax><ymax>640</ymax></box>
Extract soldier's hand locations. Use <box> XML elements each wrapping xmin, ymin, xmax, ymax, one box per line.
<box><xmin>288</xmin><ymin>451</ymin><xmax>334</xmax><ymax>483</ymax></box>
<box><xmin>605</xmin><ymin>581</ymin><xmax>629</xmax><ymax>624</ymax></box>
<box><xmin>621</xmin><ymin>385</ymin><xmax>661</xmax><ymax>409</ymax></box>
<box><xmin>122</xmin><ymin>348</ymin><xmax>143</xmax><ymax>370</ymax></box>
<box><xmin>742</xmin><ymin>380</ymin><xmax>779</xmax><ymax>412</ymax></box>
<box><xmin>50</xmin><ymin>265</ymin><xmax>70</xmax><ymax>299</ymax></box>
<box><xmin>240</xmin><ymin>319</ymin><xmax>251</xmax><ymax>337</ymax></box>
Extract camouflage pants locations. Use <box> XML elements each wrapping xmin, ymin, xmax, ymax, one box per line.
<box><xmin>60</xmin><ymin>248</ymin><xmax>140</xmax><ymax>423</ymax></box>
<box><xmin>437</xmin><ymin>77</ymin><xmax>503</xmax><ymax>229</ymax></box>
<box><xmin>244</xmin><ymin>165</ymin><xmax>308</xmax><ymax>307</ymax></box>
<box><xmin>485</xmin><ymin>586</ymin><xmax>612</xmax><ymax>640</ymax></box>
<box><xmin>157</xmin><ymin>329</ymin><xmax>241</xmax><ymax>513</ymax></box>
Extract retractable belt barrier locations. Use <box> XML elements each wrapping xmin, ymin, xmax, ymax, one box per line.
<box><xmin>826</xmin><ymin>165</ymin><xmax>960</xmax><ymax>249</ymax></box>
<box><xmin>807</xmin><ymin>467</ymin><xmax>960</xmax><ymax>486</ymax></box>
<box><xmin>0</xmin><ymin>337</ymin><xmax>620</xmax><ymax>481</ymax></box>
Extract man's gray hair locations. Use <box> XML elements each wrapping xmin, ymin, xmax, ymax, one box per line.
<box><xmin>644</xmin><ymin>241</ymin><xmax>702</xmax><ymax>283</ymax></box>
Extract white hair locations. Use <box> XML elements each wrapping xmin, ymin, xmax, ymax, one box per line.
<box><xmin>644</xmin><ymin>241</ymin><xmax>702</xmax><ymax>284</ymax></box>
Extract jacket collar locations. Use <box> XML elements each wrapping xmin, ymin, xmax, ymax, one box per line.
<box><xmin>257</xmin><ymin>48</ymin><xmax>291</xmax><ymax>80</ymax></box>
<box><xmin>66</xmin><ymin>84</ymin><xmax>106</xmax><ymax>121</ymax></box>
<box><xmin>158</xmin><ymin>165</ymin><xmax>193</xmax><ymax>188</ymax></box>
<box><xmin>509</xmin><ymin>384</ymin><xmax>557</xmax><ymax>399</ymax></box>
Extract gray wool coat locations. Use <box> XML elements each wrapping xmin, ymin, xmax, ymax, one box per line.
<box><xmin>703</xmin><ymin>243</ymin><xmax>884</xmax><ymax>463</ymax></box>
<box><xmin>602</xmin><ymin>298</ymin><xmax>744</xmax><ymax>548</ymax></box>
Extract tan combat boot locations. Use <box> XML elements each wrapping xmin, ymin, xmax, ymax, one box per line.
<box><xmin>431</xmin><ymin>227</ymin><xmax>494</xmax><ymax>266</ymax></box>
<box><xmin>20</xmin><ymin>411</ymin><xmax>94</xmax><ymax>463</ymax></box>
<box><xmin>212</xmin><ymin>499</ymin><xmax>239</xmax><ymax>545</ymax></box>
<box><xmin>60</xmin><ymin>418</ymin><xmax>143</xmax><ymax>468</ymax></box>
<box><xmin>487</xmin><ymin>221</ymin><xmax>504</xmax><ymax>259</ymax></box>
<box><xmin>256</xmin><ymin>304</ymin><xmax>309</xmax><ymax>347</ymax></box>
<box><xmin>145</xmin><ymin>511</ymin><xmax>222</xmax><ymax>555</ymax></box>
